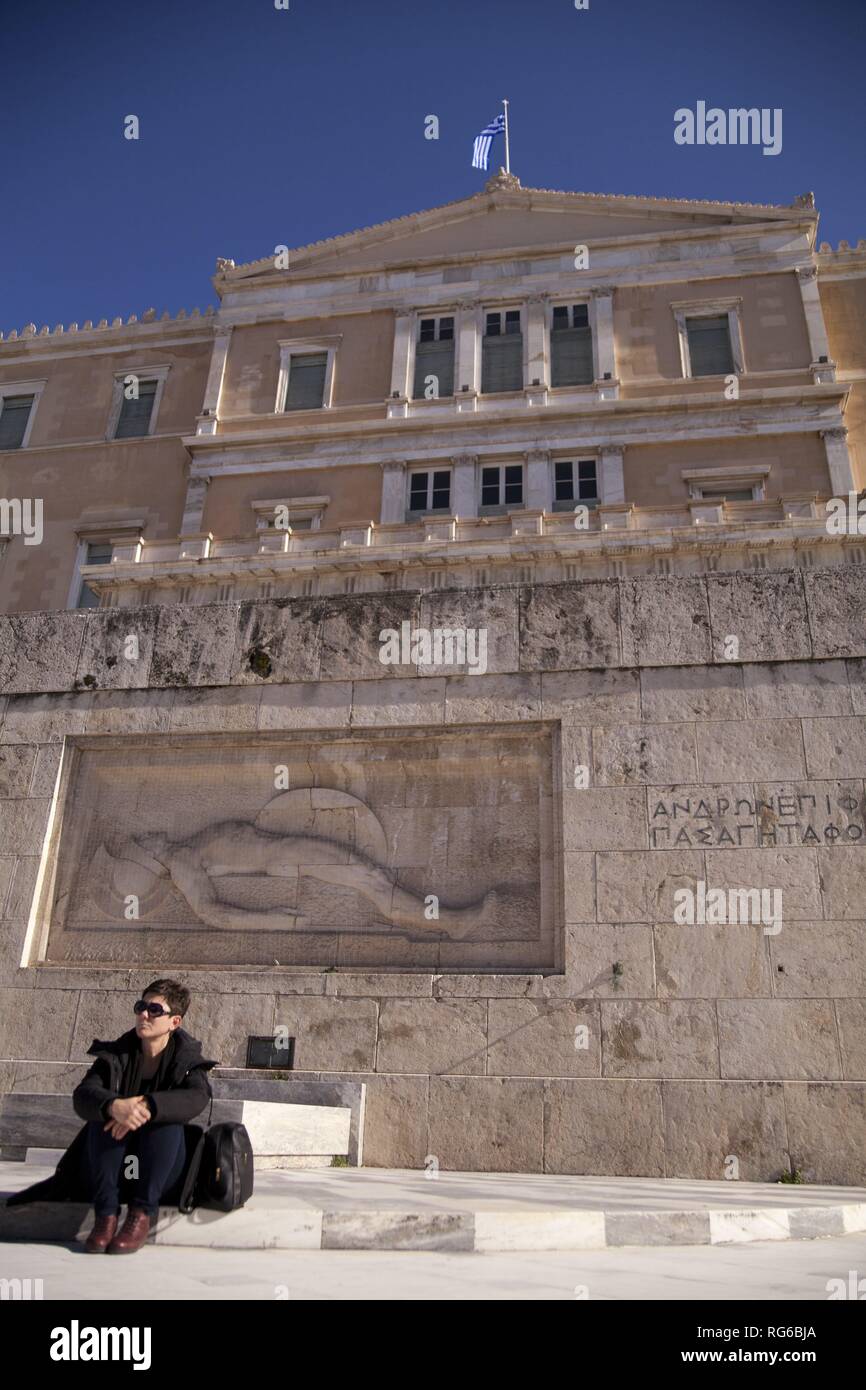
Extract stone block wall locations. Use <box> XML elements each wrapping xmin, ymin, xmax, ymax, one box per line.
<box><xmin>1</xmin><ymin>569</ymin><xmax>865</xmax><ymax>1181</ymax></box>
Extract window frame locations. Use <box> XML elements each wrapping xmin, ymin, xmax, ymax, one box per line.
<box><xmin>411</xmin><ymin>312</ymin><xmax>457</xmax><ymax>401</ymax></box>
<box><xmin>407</xmin><ymin>467</ymin><xmax>453</xmax><ymax>517</ymax></box>
<box><xmin>0</xmin><ymin>379</ymin><xmax>46</xmax><ymax>450</ymax></box>
<box><xmin>276</xmin><ymin>337</ymin><xmax>340</xmax><ymax>413</ymax></box>
<box><xmin>682</xmin><ymin>464</ymin><xmax>769</xmax><ymax>503</ymax></box>
<box><xmin>551</xmin><ymin>456</ymin><xmax>600</xmax><ymax>512</ymax></box>
<box><xmin>478</xmin><ymin>460</ymin><xmax>525</xmax><ymax>515</ymax></box>
<box><xmin>672</xmin><ymin>298</ymin><xmax>745</xmax><ymax>380</ymax></box>
<box><xmin>106</xmin><ymin>365</ymin><xmax>170</xmax><ymax>442</ymax></box>
<box><xmin>549</xmin><ymin>301</ymin><xmax>596</xmax><ymax>388</ymax></box>
<box><xmin>480</xmin><ymin>304</ymin><xmax>525</xmax><ymax>396</ymax></box>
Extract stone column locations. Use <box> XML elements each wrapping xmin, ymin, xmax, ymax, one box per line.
<box><xmin>455</xmin><ymin>301</ymin><xmax>480</xmax><ymax>400</ymax></box>
<box><xmin>820</xmin><ymin>427</ymin><xmax>855</xmax><ymax>495</ymax></box>
<box><xmin>389</xmin><ymin>311</ymin><xmax>415</xmax><ymax>404</ymax></box>
<box><xmin>524</xmin><ymin>449</ymin><xmax>551</xmax><ymax>511</ymax></box>
<box><xmin>197</xmin><ymin>328</ymin><xmax>232</xmax><ymax>434</ymax></box>
<box><xmin>526</xmin><ymin>296</ymin><xmax>549</xmax><ymax>388</ymax></box>
<box><xmin>180</xmin><ymin>475</ymin><xmax>210</xmax><ymax>534</ymax></box>
<box><xmin>599</xmin><ymin>445</ymin><xmax>625</xmax><ymax>505</ymax></box>
<box><xmin>796</xmin><ymin>266</ymin><xmax>835</xmax><ymax>378</ymax></box>
<box><xmin>593</xmin><ymin>288</ymin><xmax>618</xmax><ymax>396</ymax></box>
<box><xmin>451</xmin><ymin>453</ymin><xmax>477</xmax><ymax>518</ymax></box>
<box><xmin>380</xmin><ymin>460</ymin><xmax>407</xmax><ymax>523</ymax></box>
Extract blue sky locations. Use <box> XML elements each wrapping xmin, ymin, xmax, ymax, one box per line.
<box><xmin>1</xmin><ymin>0</ymin><xmax>864</xmax><ymax>331</ymax></box>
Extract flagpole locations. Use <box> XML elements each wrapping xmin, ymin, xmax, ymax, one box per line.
<box><xmin>502</xmin><ymin>99</ymin><xmax>510</xmax><ymax>174</ymax></box>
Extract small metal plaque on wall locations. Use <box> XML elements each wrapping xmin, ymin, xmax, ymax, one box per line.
<box><xmin>246</xmin><ymin>1034</ymin><xmax>295</xmax><ymax>1070</ymax></box>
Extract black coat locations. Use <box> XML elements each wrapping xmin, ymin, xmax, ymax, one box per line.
<box><xmin>5</xmin><ymin>1027</ymin><xmax>219</xmax><ymax>1207</ymax></box>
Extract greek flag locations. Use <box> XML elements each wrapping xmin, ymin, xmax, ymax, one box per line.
<box><xmin>472</xmin><ymin>113</ymin><xmax>506</xmax><ymax>171</ymax></box>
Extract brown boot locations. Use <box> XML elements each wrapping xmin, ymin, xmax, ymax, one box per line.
<box><xmin>84</xmin><ymin>1212</ymin><xmax>119</xmax><ymax>1254</ymax></box>
<box><xmin>106</xmin><ymin>1206</ymin><xmax>153</xmax><ymax>1255</ymax></box>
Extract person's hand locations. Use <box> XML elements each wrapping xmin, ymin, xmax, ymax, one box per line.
<box><xmin>104</xmin><ymin>1096</ymin><xmax>151</xmax><ymax>1137</ymax></box>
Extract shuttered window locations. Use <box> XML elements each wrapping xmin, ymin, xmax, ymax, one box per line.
<box><xmin>408</xmin><ymin>469</ymin><xmax>451</xmax><ymax>513</ymax></box>
<box><xmin>481</xmin><ymin>310</ymin><xmax>523</xmax><ymax>394</ymax></box>
<box><xmin>413</xmin><ymin>317</ymin><xmax>455</xmax><ymax>399</ymax></box>
<box><xmin>686</xmin><ymin>315</ymin><xmax>734</xmax><ymax>376</ymax></box>
<box><xmin>77</xmin><ymin>542</ymin><xmax>113</xmax><ymax>609</ymax></box>
<box><xmin>115</xmin><ymin>380</ymin><xmax>158</xmax><ymax>438</ymax></box>
<box><xmin>0</xmin><ymin>394</ymin><xmax>35</xmax><ymax>449</ymax></box>
<box><xmin>551</xmin><ymin>304</ymin><xmax>594</xmax><ymax>386</ymax></box>
<box><xmin>284</xmin><ymin>353</ymin><xmax>328</xmax><ymax>410</ymax></box>
<box><xmin>553</xmin><ymin>459</ymin><xmax>598</xmax><ymax>511</ymax></box>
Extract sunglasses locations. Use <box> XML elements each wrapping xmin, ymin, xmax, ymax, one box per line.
<box><xmin>133</xmin><ymin>1000</ymin><xmax>176</xmax><ymax>1018</ymax></box>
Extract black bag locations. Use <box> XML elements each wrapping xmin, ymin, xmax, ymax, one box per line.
<box><xmin>178</xmin><ymin>1098</ymin><xmax>254</xmax><ymax>1213</ymax></box>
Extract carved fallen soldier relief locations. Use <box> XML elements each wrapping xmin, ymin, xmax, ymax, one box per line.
<box><xmin>38</xmin><ymin>726</ymin><xmax>558</xmax><ymax>971</ymax></box>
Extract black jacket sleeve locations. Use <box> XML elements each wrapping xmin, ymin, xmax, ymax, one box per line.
<box><xmin>72</xmin><ymin>1059</ymin><xmax>119</xmax><ymax>1124</ymax></box>
<box><xmin>146</xmin><ymin>1065</ymin><xmax>212</xmax><ymax>1125</ymax></box>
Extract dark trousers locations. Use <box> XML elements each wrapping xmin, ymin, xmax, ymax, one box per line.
<box><xmin>85</xmin><ymin>1119</ymin><xmax>187</xmax><ymax>1219</ymax></box>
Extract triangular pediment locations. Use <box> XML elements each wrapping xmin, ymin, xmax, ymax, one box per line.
<box><xmin>218</xmin><ymin>179</ymin><xmax>813</xmax><ymax>286</ymax></box>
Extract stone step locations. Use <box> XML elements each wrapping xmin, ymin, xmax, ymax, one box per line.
<box><xmin>3</xmin><ymin>1165</ymin><xmax>866</xmax><ymax>1252</ymax></box>
<box><xmin>0</xmin><ymin>1093</ymin><xmax>352</xmax><ymax>1165</ymax></box>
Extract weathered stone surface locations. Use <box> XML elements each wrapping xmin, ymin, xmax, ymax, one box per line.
<box><xmin>445</xmin><ymin>672</ymin><xmax>541</xmax><ymax>723</ymax></box>
<box><xmin>434</xmin><ymin>974</ymin><xmax>545</xmax><ymax>998</ymax></box>
<box><xmin>376</xmin><ymin>1000</ymin><xmax>487</xmax><ymax>1075</ymax></box>
<box><xmin>846</xmin><ymin>659</ymin><xmax>866</xmax><ymax>713</ymax></box>
<box><xmin>149</xmin><ymin>604</ymin><xmax>240</xmax><ymax>687</ymax></box>
<box><xmin>744</xmin><ymin>660</ymin><xmax>851</xmax><ymax>718</ymax></box>
<box><xmin>419</xmin><ymin>586</ymin><xmax>519</xmax><ymax>676</ymax></box>
<box><xmin>0</xmin><ymin>799</ymin><xmax>50</xmax><ymax>856</ymax></box>
<box><xmin>752</xmin><ymin>778</ymin><xmax>866</xmax><ymax>850</ymax></box>
<box><xmin>1</xmin><ymin>856</ymin><xmax>39</xmax><ymax>924</ymax></box>
<box><xmin>542</xmin><ymin>668</ymin><xmax>639</xmax><ymax>723</ymax></box>
<box><xmin>70</xmin><ymin>988</ymin><xmax>143</xmax><ymax>1057</ymax></box>
<box><xmin>562</xmin><ymin>787</ymin><xmax>647</xmax><ymax>851</ymax></box>
<box><xmin>319</xmin><ymin>594</ymin><xmax>421</xmax><ymax>681</ymax></box>
<box><xmin>519</xmin><ymin>581</ymin><xmax>619</xmax><ymax>671</ymax></box>
<box><xmin>704</xmin><ymin>847</ymin><xmax>821</xmax><ymax>920</ymax></box>
<box><xmin>258</xmin><ymin>681</ymin><xmax>352</xmax><ymax>729</ymax></box>
<box><xmin>621</xmin><ymin>577</ymin><xmax>711</xmax><ymax>666</ymax></box>
<box><xmin>802</xmin><ymin>716</ymin><xmax>866</xmax><ymax>778</ymax></box>
<box><xmin>331</xmin><ymin>973</ymin><xmax>434</xmax><ymax>998</ymax></box>
<box><xmin>815</xmin><ymin>848</ymin><xmax>866</xmax><ymax>918</ymax></box>
<box><xmin>697</xmin><ymin>719</ymin><xmax>806</xmax><ymax>781</ymax></box>
<box><xmin>0</xmin><ymin>612</ymin><xmax>88</xmax><ymax>694</ymax></box>
<box><xmin>230</xmin><ymin>599</ymin><xmax>322</xmax><ymax>685</ymax></box>
<box><xmin>836</xmin><ymin>1001</ymin><xmax>866</xmax><ymax>1079</ymax></box>
<box><xmin>26</xmin><ymin>747</ymin><xmax>60</xmax><ymax>800</ymax></box>
<box><xmin>0</xmin><ymin>746</ymin><xmax>36</xmax><ymax>798</ymax></box>
<box><xmin>187</xmin><ymin>992</ymin><xmax>279</xmax><ymax>1068</ymax></box>
<box><xmin>428</xmin><ymin>1076</ymin><xmax>544</xmax><ymax>1171</ymax></box>
<box><xmin>563</xmin><ymin>852</ymin><xmax>596</xmax><ymax>922</ymax></box>
<box><xmin>1</xmin><ymin>694</ymin><xmax>92</xmax><ymax>744</ymax></box>
<box><xmin>662</xmin><ymin>1081</ymin><xmax>788</xmax><ymax>1180</ymax></box>
<box><xmin>351</xmin><ymin>677</ymin><xmax>445</xmax><ymax>726</ymax></box>
<box><xmin>355</xmin><ymin>1073</ymin><xmax>429</xmax><ymax>1167</ymax></box>
<box><xmin>83</xmin><ymin>690</ymin><xmax>174</xmax><ymax>736</ymax></box>
<box><xmin>784</xmin><ymin>1082</ymin><xmax>866</xmax><ymax>1184</ymax></box>
<box><xmin>593</xmin><ymin>722</ymin><xmax>697</xmax><ymax>786</ymax></box>
<box><xmin>548</xmin><ymin>923</ymin><xmax>655</xmax><ymax>997</ymax></box>
<box><xmin>487</xmin><ymin>1000</ymin><xmax>601</xmax><ymax>1077</ymax></box>
<box><xmin>544</xmin><ymin>1079</ymin><xmax>665</xmax><ymax>1175</ymax></box>
<box><xmin>770</xmin><ymin>922</ymin><xmax>866</xmax><ymax>998</ymax></box>
<box><xmin>0</xmin><ymin>988</ymin><xmax>78</xmax><ymax>1059</ymax></box>
<box><xmin>169</xmin><ymin>687</ymin><xmax>261</xmax><ymax>732</ymax></box>
<box><xmin>75</xmin><ymin>607</ymin><xmax>159</xmax><ymax>691</ymax></box>
<box><xmin>647</xmin><ymin>781</ymin><xmax>758</xmax><ymax>851</ymax></box>
<box><xmin>655</xmin><ymin>924</ymin><xmax>773</xmax><ymax>997</ymax></box>
<box><xmin>707</xmin><ymin>571</ymin><xmax>811</xmax><ymax>662</ymax></box>
<box><xmin>804</xmin><ymin>567</ymin><xmax>866</xmax><ymax>659</ymax></box>
<box><xmin>602</xmin><ymin>1001</ymin><xmax>719</xmax><ymax>1077</ymax></box>
<box><xmin>596</xmin><ymin>850</ymin><xmax>704</xmax><ymax>923</ymax></box>
<box><xmin>718</xmin><ymin>1000</ymin><xmax>841</xmax><ymax>1080</ymax></box>
<box><xmin>640</xmin><ymin>664</ymin><xmax>744</xmax><ymax>722</ymax></box>
<box><xmin>272</xmin><ymin>996</ymin><xmax>377</xmax><ymax>1072</ymax></box>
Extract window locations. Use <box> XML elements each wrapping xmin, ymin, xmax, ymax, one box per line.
<box><xmin>480</xmin><ymin>463</ymin><xmax>523</xmax><ymax>512</ymax></box>
<box><xmin>76</xmin><ymin>542</ymin><xmax>113</xmax><ymax>608</ymax></box>
<box><xmin>284</xmin><ymin>352</ymin><xmax>328</xmax><ymax>411</ymax></box>
<box><xmin>413</xmin><ymin>316</ymin><xmax>455</xmax><ymax>400</ymax></box>
<box><xmin>0</xmin><ymin>394</ymin><xmax>36</xmax><ymax>450</ymax></box>
<box><xmin>551</xmin><ymin>304</ymin><xmax>594</xmax><ymax>387</ymax></box>
<box><xmin>685</xmin><ymin>315</ymin><xmax>735</xmax><ymax>377</ymax></box>
<box><xmin>553</xmin><ymin>459</ymin><xmax>598</xmax><ymax>511</ymax></box>
<box><xmin>408</xmin><ymin>469</ymin><xmax>451</xmax><ymax>514</ymax></box>
<box><xmin>698</xmin><ymin>486</ymin><xmax>754</xmax><ymax>502</ymax></box>
<box><xmin>481</xmin><ymin>309</ymin><xmax>523</xmax><ymax>394</ymax></box>
<box><xmin>114</xmin><ymin>379</ymin><xmax>159</xmax><ymax>438</ymax></box>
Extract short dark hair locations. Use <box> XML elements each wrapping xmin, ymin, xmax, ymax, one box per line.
<box><xmin>142</xmin><ymin>979</ymin><xmax>190</xmax><ymax>1018</ymax></box>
